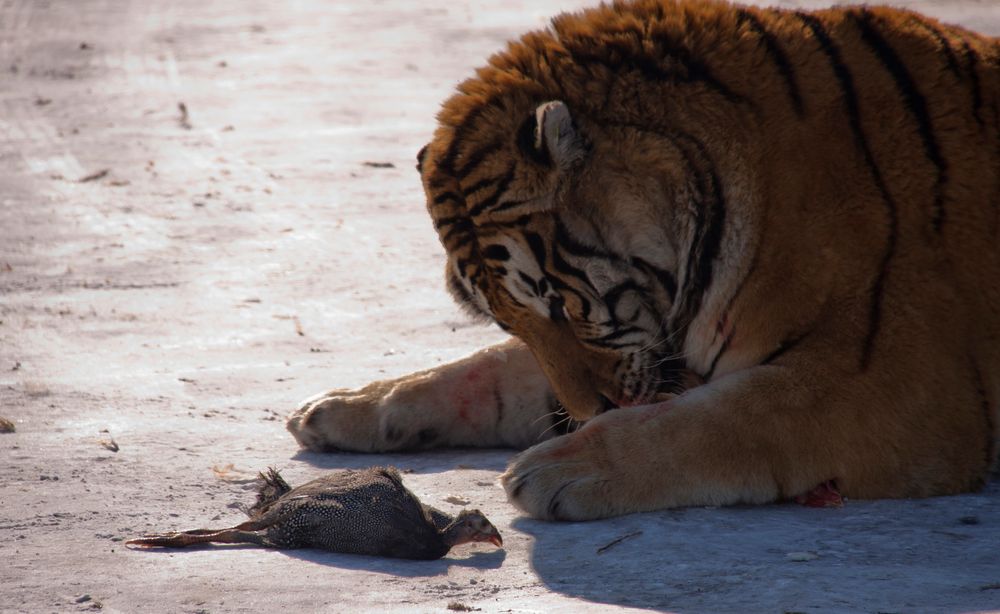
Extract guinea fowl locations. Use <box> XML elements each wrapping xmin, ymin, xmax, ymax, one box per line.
<box><xmin>126</xmin><ymin>467</ymin><xmax>503</xmax><ymax>560</ymax></box>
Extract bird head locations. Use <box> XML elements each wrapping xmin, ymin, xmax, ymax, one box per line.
<box><xmin>442</xmin><ymin>509</ymin><xmax>503</xmax><ymax>549</ymax></box>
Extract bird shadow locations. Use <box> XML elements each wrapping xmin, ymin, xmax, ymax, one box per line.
<box><xmin>280</xmin><ymin>544</ymin><xmax>507</xmax><ymax>576</ymax></box>
<box><xmin>126</xmin><ymin>542</ymin><xmax>506</xmax><ymax>576</ymax></box>
<box><xmin>289</xmin><ymin>447</ymin><xmax>512</xmax><ymax>474</ymax></box>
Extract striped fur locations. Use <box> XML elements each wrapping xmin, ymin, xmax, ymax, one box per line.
<box><xmin>291</xmin><ymin>0</ymin><xmax>1000</xmax><ymax>519</ymax></box>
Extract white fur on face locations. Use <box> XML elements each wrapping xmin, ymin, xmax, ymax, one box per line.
<box><xmin>453</xmin><ymin>259</ymin><xmax>493</xmax><ymax>317</ymax></box>
<box><xmin>496</xmin><ymin>238</ymin><xmax>554</xmax><ymax>320</ymax></box>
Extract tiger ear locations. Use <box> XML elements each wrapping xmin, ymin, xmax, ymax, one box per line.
<box><xmin>534</xmin><ymin>101</ymin><xmax>585</xmax><ymax>170</ymax></box>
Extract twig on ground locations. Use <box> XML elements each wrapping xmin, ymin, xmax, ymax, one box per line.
<box><xmin>177</xmin><ymin>102</ymin><xmax>192</xmax><ymax>129</ymax></box>
<box><xmin>78</xmin><ymin>168</ymin><xmax>110</xmax><ymax>183</ymax></box>
<box><xmin>596</xmin><ymin>530</ymin><xmax>642</xmax><ymax>554</ymax></box>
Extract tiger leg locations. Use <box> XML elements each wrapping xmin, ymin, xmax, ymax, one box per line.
<box><xmin>286</xmin><ymin>338</ymin><xmax>561</xmax><ymax>452</ymax></box>
<box><xmin>501</xmin><ymin>353</ymin><xmax>992</xmax><ymax>520</ymax></box>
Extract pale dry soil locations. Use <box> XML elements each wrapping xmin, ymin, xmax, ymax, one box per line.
<box><xmin>2</xmin><ymin>1</ymin><xmax>999</xmax><ymax>613</ymax></box>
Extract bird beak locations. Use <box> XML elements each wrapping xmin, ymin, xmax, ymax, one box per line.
<box><xmin>488</xmin><ymin>532</ymin><xmax>503</xmax><ymax>548</ymax></box>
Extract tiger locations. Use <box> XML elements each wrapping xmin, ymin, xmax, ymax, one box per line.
<box><xmin>287</xmin><ymin>0</ymin><xmax>1000</xmax><ymax>520</ymax></box>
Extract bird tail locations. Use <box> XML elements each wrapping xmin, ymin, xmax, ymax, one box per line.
<box><xmin>245</xmin><ymin>467</ymin><xmax>292</xmax><ymax>516</ymax></box>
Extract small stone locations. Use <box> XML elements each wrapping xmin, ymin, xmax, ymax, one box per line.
<box><xmin>75</xmin><ymin>595</ymin><xmax>92</xmax><ymax>603</ymax></box>
<box><xmin>444</xmin><ymin>495</ymin><xmax>471</xmax><ymax>505</ymax></box>
<box><xmin>786</xmin><ymin>551</ymin><xmax>819</xmax><ymax>562</ymax></box>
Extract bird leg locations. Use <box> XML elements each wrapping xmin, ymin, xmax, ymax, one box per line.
<box><xmin>126</xmin><ymin>520</ymin><xmax>271</xmax><ymax>548</ymax></box>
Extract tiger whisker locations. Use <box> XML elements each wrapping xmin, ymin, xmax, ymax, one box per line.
<box><xmin>537</xmin><ymin>414</ymin><xmax>575</xmax><ymax>441</ymax></box>
<box><xmin>531</xmin><ymin>409</ymin><xmax>562</xmax><ymax>427</ymax></box>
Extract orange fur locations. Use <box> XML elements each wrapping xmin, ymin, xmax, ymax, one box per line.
<box><xmin>291</xmin><ymin>1</ymin><xmax>1000</xmax><ymax>519</ymax></box>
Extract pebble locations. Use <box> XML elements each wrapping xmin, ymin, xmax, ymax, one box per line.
<box><xmin>786</xmin><ymin>551</ymin><xmax>819</xmax><ymax>562</ymax></box>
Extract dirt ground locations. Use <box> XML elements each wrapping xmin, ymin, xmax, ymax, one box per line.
<box><xmin>2</xmin><ymin>1</ymin><xmax>999</xmax><ymax>612</ymax></box>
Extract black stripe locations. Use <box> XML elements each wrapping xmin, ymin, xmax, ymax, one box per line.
<box><xmin>553</xmin><ymin>219</ymin><xmax>617</xmax><ymax>262</ymax></box>
<box><xmin>495</xmin><ymin>284</ymin><xmax>526</xmax><ymax>311</ymax></box>
<box><xmin>456</xmin><ymin>257</ymin><xmax>476</xmax><ymax>277</ymax></box>
<box><xmin>735</xmin><ymin>8</ymin><xmax>805</xmax><ymax>116</ymax></box>
<box><xmin>427</xmin><ymin>177</ymin><xmax>449</xmax><ymax>191</ymax></box>
<box><xmin>547</xmin><ymin>275</ymin><xmax>593</xmax><ymax>321</ymax></box>
<box><xmin>493</xmin><ymin>386</ymin><xmax>505</xmax><ymax>427</ymax></box>
<box><xmin>908</xmin><ymin>15</ymin><xmax>963</xmax><ymax>79</ymax></box>
<box><xmin>462</xmin><ymin>174</ymin><xmax>504</xmax><ymax>199</ymax></box>
<box><xmin>447</xmin><ymin>270</ymin><xmax>489</xmax><ymax>319</ymax></box>
<box><xmin>467</xmin><ymin>167</ymin><xmax>516</xmax><ymax>218</ymax></box>
<box><xmin>602</xmin><ymin>279</ymin><xmax>647</xmax><ymax>318</ymax></box>
<box><xmin>550</xmin><ymin>244</ymin><xmax>590</xmax><ymax>284</ymax></box>
<box><xmin>455</xmin><ymin>141</ymin><xmax>504</xmax><ymax>180</ymax></box>
<box><xmin>562</xmin><ymin>32</ymin><xmax>750</xmax><ymax>108</ymax></box>
<box><xmin>961</xmin><ymin>40</ymin><xmax>985</xmax><ymax>127</ymax></box>
<box><xmin>440</xmin><ymin>104</ymin><xmax>492</xmax><ymax>175</ymax></box>
<box><xmin>588</xmin><ymin>326</ymin><xmax>645</xmax><ymax>349</ymax></box>
<box><xmin>632</xmin><ymin>257</ymin><xmax>677</xmax><ymax>300</ymax></box>
<box><xmin>671</xmin><ymin>132</ymin><xmax>727</xmax><ymax>333</ymax></box>
<box><xmin>761</xmin><ymin>330</ymin><xmax>808</xmax><ymax>365</ymax></box>
<box><xmin>433</xmin><ymin>191</ymin><xmax>462</xmax><ymax>206</ymax></box>
<box><xmin>508</xmin><ymin>214</ymin><xmax>534</xmax><ymax>228</ymax></box>
<box><xmin>442</xmin><ymin>222</ymin><xmax>473</xmax><ymax>243</ymax></box>
<box><xmin>487</xmin><ymin>196</ymin><xmax>536</xmax><ymax>218</ymax></box>
<box><xmin>853</xmin><ymin>9</ymin><xmax>948</xmax><ymax>233</ymax></box>
<box><xmin>524</xmin><ymin>232</ymin><xmax>548</xmax><ymax>269</ymax></box>
<box><xmin>482</xmin><ymin>244</ymin><xmax>511</xmax><ymax>261</ymax></box>
<box><xmin>573</xmin><ymin>294</ymin><xmax>593</xmax><ymax>321</ymax></box>
<box><xmin>704</xmin><ymin>332</ymin><xmax>732</xmax><ymax>380</ymax></box>
<box><xmin>796</xmin><ymin>12</ymin><xmax>898</xmax><ymax>371</ymax></box>
<box><xmin>433</xmin><ymin>214</ymin><xmax>466</xmax><ymax>230</ymax></box>
<box><xmin>517</xmin><ymin>271</ymin><xmax>540</xmax><ymax>295</ymax></box>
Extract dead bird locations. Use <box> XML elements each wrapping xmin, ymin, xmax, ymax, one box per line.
<box><xmin>127</xmin><ymin>466</ymin><xmax>502</xmax><ymax>560</ymax></box>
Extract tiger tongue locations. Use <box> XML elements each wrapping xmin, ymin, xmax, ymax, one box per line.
<box><xmin>795</xmin><ymin>480</ymin><xmax>844</xmax><ymax>508</ymax></box>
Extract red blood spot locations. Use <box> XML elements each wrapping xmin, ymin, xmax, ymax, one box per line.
<box><xmin>795</xmin><ymin>480</ymin><xmax>844</xmax><ymax>508</ymax></box>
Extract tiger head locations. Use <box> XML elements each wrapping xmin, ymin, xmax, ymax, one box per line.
<box><xmin>418</xmin><ymin>91</ymin><xmax>707</xmax><ymax>421</ymax></box>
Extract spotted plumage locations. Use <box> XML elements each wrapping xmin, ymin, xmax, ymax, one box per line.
<box><xmin>127</xmin><ymin>467</ymin><xmax>502</xmax><ymax>560</ymax></box>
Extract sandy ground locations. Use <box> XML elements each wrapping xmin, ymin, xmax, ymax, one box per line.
<box><xmin>2</xmin><ymin>1</ymin><xmax>999</xmax><ymax>612</ymax></box>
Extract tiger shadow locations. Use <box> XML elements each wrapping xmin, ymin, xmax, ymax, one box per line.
<box><xmin>514</xmin><ymin>482</ymin><xmax>1000</xmax><ymax>613</ymax></box>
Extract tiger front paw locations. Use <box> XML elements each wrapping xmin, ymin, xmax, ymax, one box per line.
<box><xmin>286</xmin><ymin>384</ymin><xmax>388</xmax><ymax>452</ymax></box>
<box><xmin>500</xmin><ymin>421</ymin><xmax>627</xmax><ymax>520</ymax></box>
<box><xmin>286</xmin><ymin>381</ymin><xmax>451</xmax><ymax>453</ymax></box>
